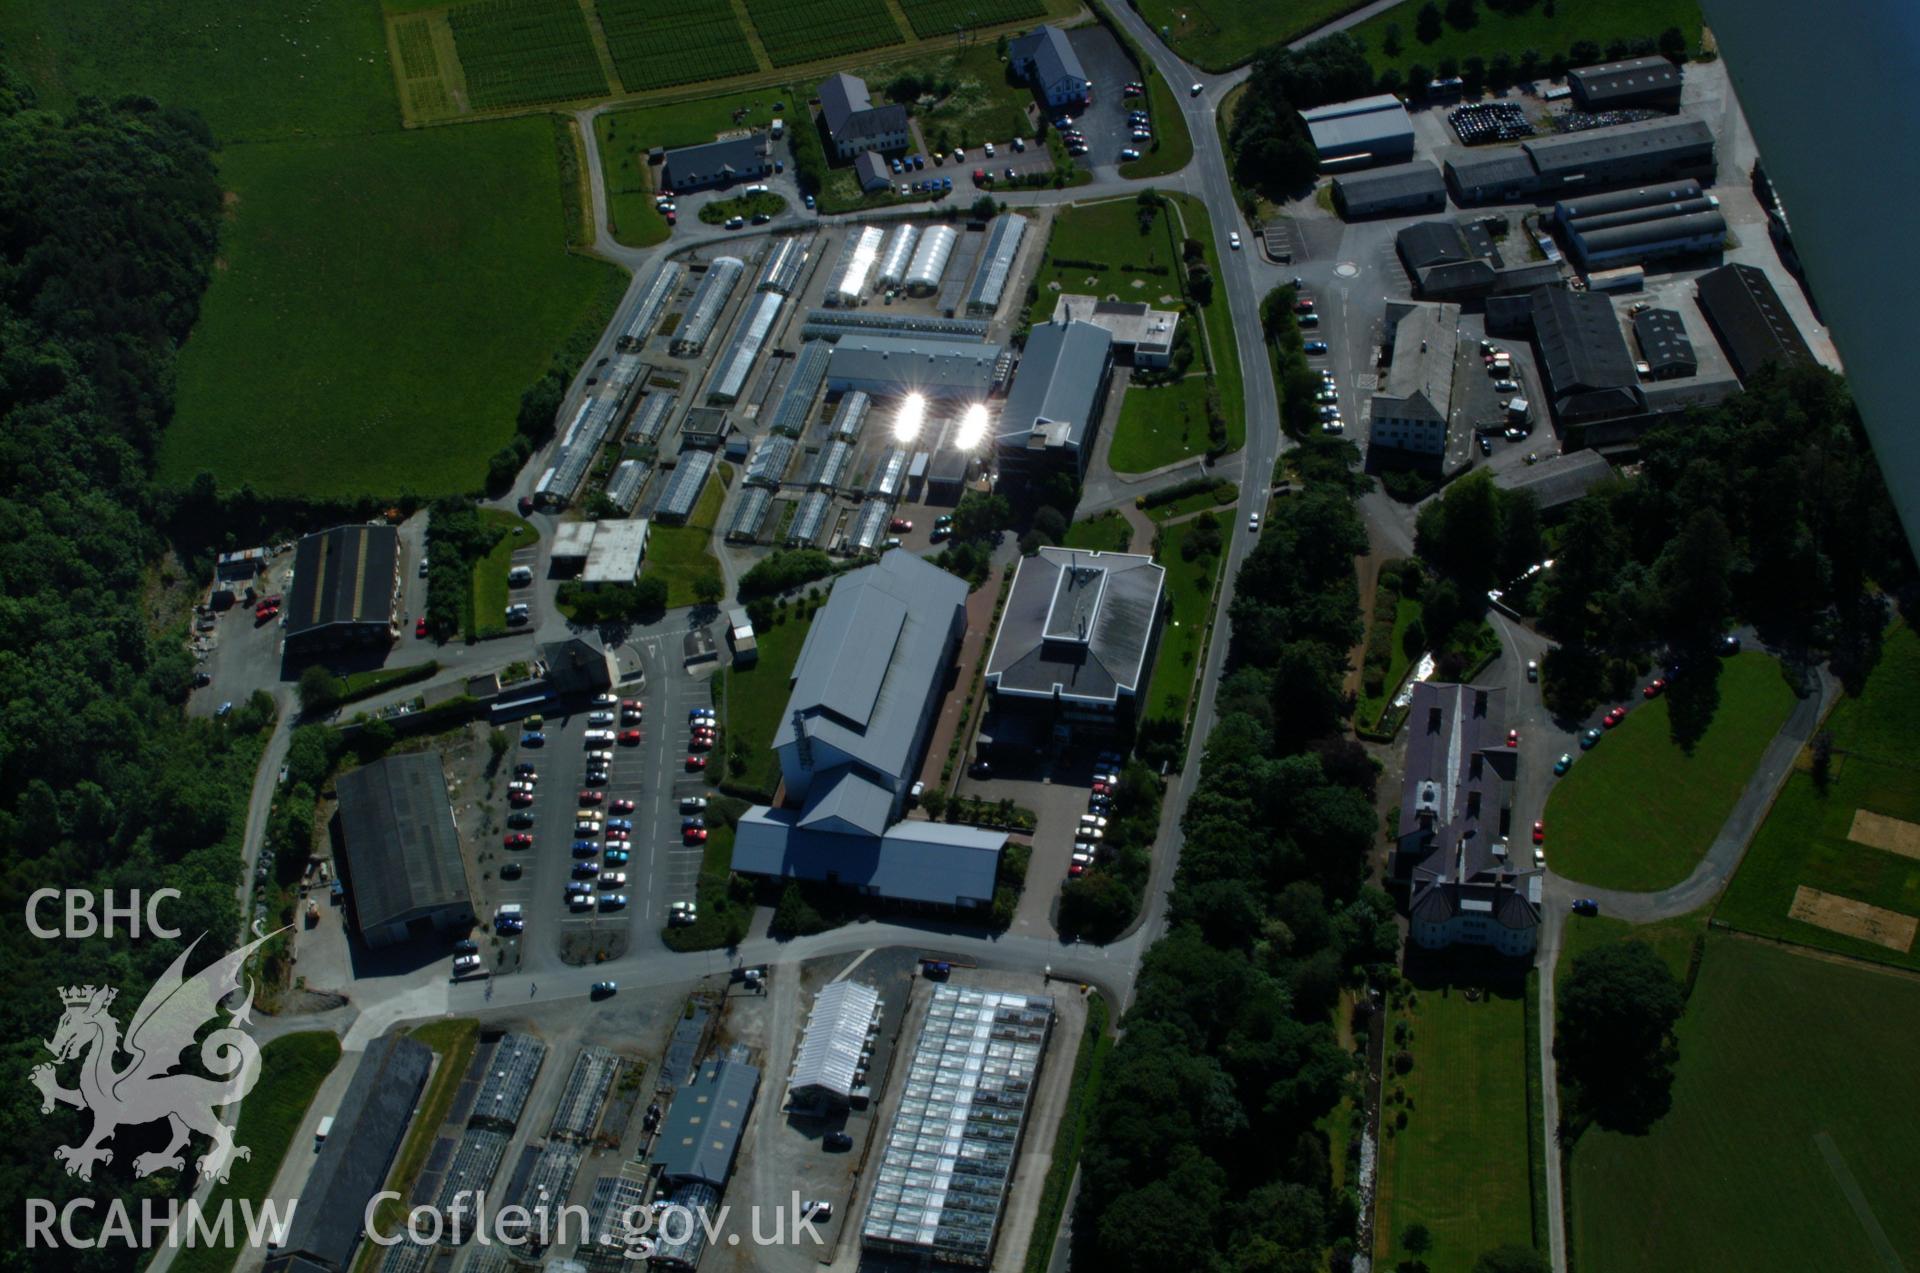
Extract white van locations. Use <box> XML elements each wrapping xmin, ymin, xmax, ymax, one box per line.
<box><xmin>315</xmin><ymin>1115</ymin><xmax>335</xmax><ymax>1147</ymax></box>
<box><xmin>508</xmin><ymin>565</ymin><xmax>533</xmax><ymax>587</ymax></box>
<box><xmin>584</xmin><ymin>729</ymin><xmax>615</xmax><ymax>744</ymax></box>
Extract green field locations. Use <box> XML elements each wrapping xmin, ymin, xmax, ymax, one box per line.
<box><xmin>898</xmin><ymin>0</ymin><xmax>1046</xmax><ymax>39</ymax></box>
<box><xmin>1143</xmin><ymin>516</ymin><xmax>1228</xmax><ymax>723</ymax></box>
<box><xmin>1356</xmin><ymin>594</ymin><xmax>1421</xmax><ymax>730</ymax></box>
<box><xmin>1063</xmin><ymin>510</ymin><xmax>1134</xmax><ymax>553</ymax></box>
<box><xmin>1347</xmin><ymin>0</ymin><xmax>1703</xmax><ymax>83</ymax></box>
<box><xmin>171</xmin><ymin>1032</ymin><xmax>342</xmax><ymax>1273</ymax></box>
<box><xmin>1570</xmin><ymin>937</ymin><xmax>1920</xmax><ymax>1272</ymax></box>
<box><xmin>594</xmin><ymin>111</ymin><xmax>671</xmax><ymax>247</ymax></box>
<box><xmin>1134</xmin><ymin>0</ymin><xmax>1366</xmax><ymax>71</ymax></box>
<box><xmin>448</xmin><ymin>0</ymin><xmax>608</xmax><ymax>109</ymax></box>
<box><xmin>472</xmin><ymin>511</ymin><xmax>539</xmax><ymax>632</ymax></box>
<box><xmin>594</xmin><ymin>92</ymin><xmax>784</xmax><ymax>152</ymax></box>
<box><xmin>744</xmin><ymin>0</ymin><xmax>904</xmax><ymax>66</ymax></box>
<box><xmin>1374</xmin><ymin>980</ymin><xmax>1538</xmax><ymax>1273</ymax></box>
<box><xmin>1717</xmin><ymin>624</ymin><xmax>1920</xmax><ymax>971</ymax></box>
<box><xmin>1109</xmin><ymin>375</ymin><xmax>1214</xmax><ymax>473</ymax></box>
<box><xmin>599</xmin><ymin>0</ymin><xmax>760</xmax><ymax>90</ymax></box>
<box><xmin>0</xmin><ymin>0</ymin><xmax>399</xmax><ymax>142</ymax></box>
<box><xmin>1541</xmin><ymin>652</ymin><xmax>1798</xmax><ymax>891</ymax></box>
<box><xmin>642</xmin><ymin>468</ymin><xmax>726</xmax><ymax>606</ymax></box>
<box><xmin>164</xmin><ymin>119</ymin><xmax>628</xmax><ymax>497</ymax></box>
<box><xmin>716</xmin><ymin>610</ymin><xmax>814</xmax><ymax>797</ymax></box>
<box><xmin>1558</xmin><ymin>905</ymin><xmax>1708</xmax><ymax>990</ymax></box>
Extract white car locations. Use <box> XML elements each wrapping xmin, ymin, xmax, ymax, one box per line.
<box><xmin>1493</xmin><ymin>379</ymin><xmax>1519</xmax><ymax>392</ymax></box>
<box><xmin>452</xmin><ymin>954</ymin><xmax>483</xmax><ymax>976</ymax></box>
<box><xmin>587</xmin><ymin>710</ymin><xmax>615</xmax><ymax>726</ymax></box>
<box><xmin>681</xmin><ymin>796</ymin><xmax>709</xmax><ymax>812</ymax></box>
<box><xmin>1071</xmin><ymin>850</ymin><xmax>1097</xmax><ymax>866</ymax></box>
<box><xmin>592</xmin><ymin>692</ymin><xmax>618</xmax><ymax>706</ymax></box>
<box><xmin>984</xmin><ymin>141</ymin><xmax>995</xmax><ymax>156</ymax></box>
<box><xmin>584</xmin><ymin>729</ymin><xmax>615</xmax><ymax>743</ymax></box>
<box><xmin>1248</xmin><ymin>511</ymin><xmax>1261</xmax><ymax>532</ymax></box>
<box><xmin>1079</xmin><ymin>814</ymin><xmax>1108</xmax><ymax>829</ymax></box>
<box><xmin>599</xmin><ymin>872</ymin><xmax>627</xmax><ymax>888</ymax></box>
<box><xmin>1321</xmin><ymin>418</ymin><xmax>1345</xmax><ymax>434</ymax></box>
<box><xmin>1190</xmin><ymin>82</ymin><xmax>1203</xmax><ymax>95</ymax></box>
<box><xmin>587</xmin><ymin>749</ymin><xmax>613</xmax><ymax>763</ymax></box>
<box><xmin>508</xmin><ymin>780</ymin><xmax>534</xmax><ymax>794</ymax></box>
<box><xmin>1076</xmin><ymin>827</ymin><xmax>1104</xmax><ymax>842</ymax></box>
<box><xmin>1229</xmin><ymin>231</ymin><xmax>1241</xmax><ymax>250</ymax></box>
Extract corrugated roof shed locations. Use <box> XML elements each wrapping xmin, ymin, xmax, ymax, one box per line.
<box><xmin>1694</xmin><ymin>262</ymin><xmax>1815</xmax><ymax>381</ymax></box>
<box><xmin>1334</xmin><ymin>158</ymin><xmax>1444</xmax><ymax>204</ymax></box>
<box><xmin>655</xmin><ymin>1058</ymin><xmax>759</xmax><ymax>1188</ymax></box>
<box><xmin>335</xmin><ymin>754</ymin><xmax>469</xmax><ymax>936</ymax></box>
<box><xmin>288</xmin><ymin>524</ymin><xmax>398</xmax><ymax>641</ymax></box>
<box><xmin>1299</xmin><ymin>93</ymin><xmax>1415</xmax><ymax>158</ymax></box>
<box><xmin>1523</xmin><ymin>117</ymin><xmax>1713</xmax><ymax>179</ymax></box>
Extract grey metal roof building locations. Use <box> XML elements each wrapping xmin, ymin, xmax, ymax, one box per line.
<box><xmin>966</xmin><ymin>214</ymin><xmax>1028</xmax><ymax>315</ymax></box>
<box><xmin>848</xmin><ymin>498</ymin><xmax>891</xmax><ymax>553</ymax></box>
<box><xmin>802</xmin><ymin>309</ymin><xmax>991</xmax><ymax>343</ymax></box>
<box><xmin>1332</xmin><ymin>159</ymin><xmax>1446</xmax><ymax>219</ymax></box>
<box><xmin>826</xmin><ymin>335</ymin><xmax>1005</xmax><ymax>400</ymax></box>
<box><xmin>287</xmin><ymin>524</ymin><xmax>400</xmax><ymax>653</ymax></box>
<box><xmin>856</xmin><ymin>150</ymin><xmax>891</xmax><ymax>193</ymax></box>
<box><xmin>335</xmin><ymin>754</ymin><xmax>472</xmax><ymax>948</ymax></box>
<box><xmin>788</xmin><ymin>980</ymin><xmax>880</xmax><ymax>1108</ymax></box>
<box><xmin>1568</xmin><ymin>54</ymin><xmax>1684</xmax><ymax>111</ymax></box>
<box><xmin>862</xmin><ymin>986</ymin><xmax>1054</xmax><ymax>1267</ymax></box>
<box><xmin>708</xmin><ymin>291</ymin><xmax>784</xmax><ymax>402</ymax></box>
<box><xmin>993</xmin><ymin>320</ymin><xmax>1114</xmax><ymax>480</ymax></box>
<box><xmin>1523</xmin><ymin>116</ymin><xmax>1715</xmax><ymax>190</ymax></box>
<box><xmin>1391</xmin><ymin>220</ymin><xmax>1553</xmax><ymax>298</ymax></box>
<box><xmin>660</xmin><ymin>133</ymin><xmax>772</xmax><ymax>191</ymax></box>
<box><xmin>654</xmin><ymin>450</ymin><xmax>715</xmax><ymax>522</ymax></box>
<box><xmin>1493</xmin><ymin>449</ymin><xmax>1616</xmax><ymax>513</ymax></box>
<box><xmin>582</xmin><ymin>519</ymin><xmax>648</xmax><ymax>585</ymax></box>
<box><xmin>272</xmin><ymin>1034</ymin><xmax>431</xmax><ymax>1272</ymax></box>
<box><xmin>1530</xmin><ymin>285</ymin><xmax>1645</xmax><ymax>422</ymax></box>
<box><xmin>1300</xmin><ymin>94</ymin><xmax>1416</xmax><ymax>167</ymax></box>
<box><xmin>1555</xmin><ymin>179</ymin><xmax>1703</xmax><ymax>223</ymax></box>
<box><xmin>787</xmin><ymin>490</ymin><xmax>834</xmax><ymax>545</ymax></box>
<box><xmin>1442</xmin><ymin>145</ymin><xmax>1540</xmax><ymax>203</ymax></box>
<box><xmin>1569</xmin><ymin>207</ymin><xmax>1726</xmax><ymax>267</ymax></box>
<box><xmin>819</xmin><ymin>72</ymin><xmax>910</xmax><ymax>159</ymax></box>
<box><xmin>732</xmin><ymin>804</ymin><xmax>1005</xmax><ymax>908</ymax></box>
<box><xmin>744</xmin><ymin>435</ymin><xmax>797</xmax><ymax>487</ymax></box>
<box><xmin>672</xmin><ymin>256</ymin><xmax>745</xmax><ymax>356</ymax></box>
<box><xmin>770</xmin><ymin>340</ymin><xmax>832</xmax><ymax>434</ymax></box>
<box><xmin>655</xmin><ymin>1058</ymin><xmax>759</xmax><ymax>1187</ymax></box>
<box><xmin>1633</xmin><ymin>307</ymin><xmax>1698</xmax><ymax>378</ymax></box>
<box><xmin>1694</xmin><ymin>262</ymin><xmax>1815</xmax><ymax>382</ymax></box>
<box><xmin>1369</xmin><ymin>300</ymin><xmax>1462</xmax><ymax>457</ymax></box>
<box><xmin>1007</xmin><ymin>26</ymin><xmax>1089</xmax><ymax>106</ymax></box>
<box><xmin>619</xmin><ymin>261</ymin><xmax>682</xmax><ymax>350</ymax></box>
<box><xmin>986</xmin><ymin>547</ymin><xmax>1164</xmax><ymax>712</ymax></box>
<box><xmin>726</xmin><ymin>486</ymin><xmax>774</xmax><ymax>542</ymax></box>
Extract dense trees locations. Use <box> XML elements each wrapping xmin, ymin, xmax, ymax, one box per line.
<box><xmin>1227</xmin><ymin>35</ymin><xmax>1375</xmax><ymax>197</ymax></box>
<box><xmin>0</xmin><ymin>73</ymin><xmax>276</xmax><ymax>1257</ymax></box>
<box><xmin>738</xmin><ymin>548</ymin><xmax>838</xmax><ymax>601</ymax></box>
<box><xmin>1556</xmin><ymin>941</ymin><xmax>1685</xmax><ymax>1133</ymax></box>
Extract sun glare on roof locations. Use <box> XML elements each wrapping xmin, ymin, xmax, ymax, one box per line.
<box><xmin>953</xmin><ymin>401</ymin><xmax>990</xmax><ymax>450</ymax></box>
<box><xmin>892</xmin><ymin>392</ymin><xmax>926</xmax><ymax>443</ymax></box>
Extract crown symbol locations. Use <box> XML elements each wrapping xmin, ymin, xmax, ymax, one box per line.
<box><xmin>61</xmin><ymin>986</ymin><xmax>115</xmax><ymax>1008</ymax></box>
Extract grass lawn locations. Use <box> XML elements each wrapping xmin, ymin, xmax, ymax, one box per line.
<box><xmin>1143</xmin><ymin>517</ymin><xmax>1228</xmax><ymax>724</ymax></box>
<box><xmin>1558</xmin><ymin>904</ymin><xmax>1709</xmax><ymax>989</ymax></box>
<box><xmin>643</xmin><ymin>469</ymin><xmax>726</xmax><ymax>606</ymax></box>
<box><xmin>594</xmin><ymin>112</ymin><xmax>671</xmax><ymax>247</ymax></box>
<box><xmin>1143</xmin><ymin>478</ymin><xmax>1236</xmax><ymax>522</ymax></box>
<box><xmin>1134</xmin><ymin>0</ymin><xmax>1368</xmax><ymax>71</ymax></box>
<box><xmin>1063</xmin><ymin>510</ymin><xmax>1134</xmax><ymax>553</ymax></box>
<box><xmin>358</xmin><ymin>1018</ymin><xmax>479</xmax><ymax>1269</ymax></box>
<box><xmin>1374</xmin><ymin>977</ymin><xmax>1538</xmax><ymax>1273</ymax></box>
<box><xmin>1542</xmin><ymin>651</ymin><xmax>1797</xmax><ymax>891</ymax></box>
<box><xmin>1570</xmin><ymin>936</ymin><xmax>1920</xmax><ymax>1272</ymax></box>
<box><xmin>164</xmin><ymin>119</ymin><xmax>628</xmax><ymax>498</ymax></box>
<box><xmin>1109</xmin><ymin>375</ymin><xmax>1214</xmax><ymax>473</ymax></box>
<box><xmin>1717</xmin><ymin>624</ymin><xmax>1920</xmax><ymax>971</ymax></box>
<box><xmin>471</xmin><ymin>511</ymin><xmax>539</xmax><ymax>632</ymax></box>
<box><xmin>715</xmin><ymin>609</ymin><xmax>814</xmax><ymax>798</ymax></box>
<box><xmin>169</xmin><ymin>1031</ymin><xmax>342</xmax><ymax>1273</ymax></box>
<box><xmin>1346</xmin><ymin>0</ymin><xmax>1703</xmax><ymax>83</ymax></box>
<box><xmin>1162</xmin><ymin>192</ymin><xmax>1243</xmax><ymax>452</ymax></box>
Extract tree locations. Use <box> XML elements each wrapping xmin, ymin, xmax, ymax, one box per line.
<box><xmin>1472</xmin><ymin>1245</ymin><xmax>1549</xmax><ymax>1273</ymax></box>
<box><xmin>1658</xmin><ymin>25</ymin><xmax>1687</xmax><ymax>61</ymax></box>
<box><xmin>1556</xmin><ymin>941</ymin><xmax>1685</xmax><ymax>1132</ymax></box>
<box><xmin>1382</xmin><ymin>22</ymin><xmax>1403</xmax><ymax>56</ymax></box>
<box><xmin>693</xmin><ymin>574</ymin><xmax>725</xmax><ymax>605</ymax></box>
<box><xmin>952</xmin><ymin>490</ymin><xmax>1012</xmax><ymax>541</ymax></box>
<box><xmin>1444</xmin><ymin>0</ymin><xmax>1476</xmax><ymax>28</ymax></box>
<box><xmin>1033</xmin><ymin>505</ymin><xmax>1068</xmax><ymax>543</ymax></box>
<box><xmin>1415</xmin><ymin>1</ymin><xmax>1443</xmax><ymax>42</ymax></box>
<box><xmin>1654</xmin><ymin>508</ymin><xmax>1732</xmax><ymax>649</ymax></box>
<box><xmin>489</xmin><ymin>729</ymin><xmax>510</xmax><ymax>763</ymax></box>
<box><xmin>1809</xmin><ymin>729</ymin><xmax>1833</xmax><ymax>794</ymax></box>
<box><xmin>1402</xmin><ymin>1222</ymin><xmax>1434</xmax><ymax>1256</ymax></box>
<box><xmin>771</xmin><ymin>883</ymin><xmax>827</xmax><ymax>937</ymax></box>
<box><xmin>298</xmin><ymin>664</ymin><xmax>342</xmax><ymax>715</ymax></box>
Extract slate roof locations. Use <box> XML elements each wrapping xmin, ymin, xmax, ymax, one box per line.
<box><xmin>1694</xmin><ymin>262</ymin><xmax>1815</xmax><ymax>381</ymax></box>
<box><xmin>1493</xmin><ymin>449</ymin><xmax>1616</xmax><ymax>511</ymax></box>
<box><xmin>1008</xmin><ymin>26</ymin><xmax>1087</xmax><ymax>89</ymax></box>
<box><xmin>655</xmin><ymin>1058</ymin><xmax>759</xmax><ymax>1188</ymax></box>
<box><xmin>1530</xmin><ymin>286</ymin><xmax>1644</xmax><ymax>419</ymax></box>
<box><xmin>985</xmin><ymin>547</ymin><xmax>1164</xmax><ymax>705</ymax></box>
<box><xmin>1442</xmin><ymin>145</ymin><xmax>1536</xmax><ymax>191</ymax></box>
<box><xmin>731</xmin><ymin>805</ymin><xmax>1004</xmax><ymax>906</ymax></box>
<box><xmin>1633</xmin><ymin>307</ymin><xmax>1697</xmax><ymax>375</ymax></box>
<box><xmin>662</xmin><ymin>134</ymin><xmax>769</xmax><ymax>185</ymax></box>
<box><xmin>288</xmin><ymin>524</ymin><xmax>397</xmax><ymax>640</ymax></box>
<box><xmin>855</xmin><ymin>150</ymin><xmax>891</xmax><ymax>191</ymax></box>
<box><xmin>995</xmin><ymin>319</ymin><xmax>1112</xmax><ymax>453</ymax></box>
<box><xmin>335</xmin><ymin>754</ymin><xmax>469</xmax><ymax>935</ymax></box>
<box><xmin>820</xmin><ymin>72</ymin><xmax>908</xmax><ymax>145</ymax></box>
<box><xmin>1334</xmin><ymin>159</ymin><xmax>1444</xmax><ymax>205</ymax></box>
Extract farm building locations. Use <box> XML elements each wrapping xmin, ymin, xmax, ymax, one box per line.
<box><xmin>1568</xmin><ymin>55</ymin><xmax>1685</xmax><ymax>111</ymax></box>
<box><xmin>1369</xmin><ymin>301</ymin><xmax>1462</xmax><ymax>458</ymax></box>
<box><xmin>1633</xmin><ymin>308</ymin><xmax>1699</xmax><ymax>378</ymax></box>
<box><xmin>1694</xmin><ymin>262</ymin><xmax>1815</xmax><ymax>382</ymax></box>
<box><xmin>1007</xmin><ymin>26</ymin><xmax>1090</xmax><ymax>106</ymax></box>
<box><xmin>993</xmin><ymin>319</ymin><xmax>1114</xmax><ymax>481</ymax></box>
<box><xmin>985</xmin><ymin>547</ymin><xmax>1165</xmax><ymax>729</ymax></box>
<box><xmin>1332</xmin><ymin>159</ymin><xmax>1446</xmax><ymax>219</ymax></box>
<box><xmin>1397</xmin><ymin>683</ymin><xmax>1539</xmax><ymax>956</ymax></box>
<box><xmin>825</xmin><ymin>335</ymin><xmax>1004</xmax><ymax>399</ymax></box>
<box><xmin>862</xmin><ymin>986</ymin><xmax>1055</xmax><ymax>1267</ymax></box>
<box><xmin>333</xmin><ymin>753</ymin><xmax>473</xmax><ymax>949</ymax></box>
<box><xmin>819</xmin><ymin>72</ymin><xmax>910</xmax><ymax>160</ymax></box>
<box><xmin>1051</xmin><ymin>295</ymin><xmax>1179</xmax><ymax>367</ymax></box>
<box><xmin>1300</xmin><ymin>94</ymin><xmax>1416</xmax><ymax>168</ymax></box>
<box><xmin>660</xmin><ymin>134</ymin><xmax>773</xmax><ymax>191</ymax></box>
<box><xmin>286</xmin><ymin>524</ymin><xmax>401</xmax><ymax>655</ymax></box>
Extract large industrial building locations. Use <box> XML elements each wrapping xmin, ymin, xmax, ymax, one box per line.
<box><xmin>1492</xmin><ymin>449</ymin><xmax>1617</xmax><ymax>517</ymax></box>
<box><xmin>861</xmin><ymin>985</ymin><xmax>1055</xmax><ymax>1267</ymax></box>
<box><xmin>1395</xmin><ymin>219</ymin><xmax>1564</xmax><ymax>299</ymax></box>
<box><xmin>985</xmin><ymin>547</ymin><xmax>1164</xmax><ymax>729</ymax></box>
<box><xmin>1694</xmin><ymin>262</ymin><xmax>1815</xmax><ymax>382</ymax></box>
<box><xmin>731</xmin><ymin>551</ymin><xmax>1007</xmax><ymax>909</ymax></box>
<box><xmin>659</xmin><ymin>134</ymin><xmax>773</xmax><ymax>191</ymax></box>
<box><xmin>286</xmin><ymin>524</ymin><xmax>401</xmax><ymax>655</ymax></box>
<box><xmin>1567</xmin><ymin>54</ymin><xmax>1685</xmax><ymax>112</ymax></box>
<box><xmin>992</xmin><ymin>319</ymin><xmax>1114</xmax><ymax>481</ymax></box>
<box><xmin>1300</xmin><ymin>94</ymin><xmax>1416</xmax><ymax>168</ymax></box>
<box><xmin>1369</xmin><ymin>301</ymin><xmax>1462</xmax><ymax>457</ymax></box>
<box><xmin>1555</xmin><ymin>179</ymin><xmax>1725</xmax><ymax>267</ymax></box>
<box><xmin>1529</xmin><ymin>285</ymin><xmax>1645</xmax><ymax>424</ymax></box>
<box><xmin>1051</xmin><ymin>294</ymin><xmax>1179</xmax><ymax>366</ymax></box>
<box><xmin>1007</xmin><ymin>26</ymin><xmax>1090</xmax><ymax>106</ymax></box>
<box><xmin>820</xmin><ymin>72</ymin><xmax>910</xmax><ymax>160</ymax></box>
<box><xmin>333</xmin><ymin>753</ymin><xmax>473</xmax><ymax>948</ymax></box>
<box><xmin>1332</xmin><ymin>159</ymin><xmax>1446</xmax><ymax>219</ymax></box>
<box><xmin>1395</xmin><ymin>683</ymin><xmax>1540</xmax><ymax>956</ymax></box>
<box><xmin>826</xmin><ymin>335</ymin><xmax>1003</xmax><ymax>399</ymax></box>
<box><xmin>1444</xmin><ymin>116</ymin><xmax>1715</xmax><ymax>204</ymax></box>
<box><xmin>1633</xmin><ymin>307</ymin><xmax>1698</xmax><ymax>379</ymax></box>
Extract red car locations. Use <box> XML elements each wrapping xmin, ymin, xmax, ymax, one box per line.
<box><xmin>415</xmin><ymin>616</ymin><xmax>428</xmax><ymax>638</ymax></box>
<box><xmin>255</xmin><ymin>605</ymin><xmax>279</xmax><ymax>627</ymax></box>
<box><xmin>1532</xmin><ymin>820</ymin><xmax>1546</xmax><ymax>844</ymax></box>
<box><xmin>686</xmin><ymin>754</ymin><xmax>707</xmax><ymax>771</ymax></box>
<box><xmin>619</xmin><ymin>729</ymin><xmax>642</xmax><ymax>744</ymax></box>
<box><xmin>1603</xmin><ymin>706</ymin><xmax>1627</xmax><ymax>728</ymax></box>
<box><xmin>1091</xmin><ymin>781</ymin><xmax>1111</xmax><ymax>795</ymax></box>
<box><xmin>1068</xmin><ymin>861</ymin><xmax>1086</xmax><ymax>877</ymax></box>
<box><xmin>610</xmin><ymin>798</ymin><xmax>635</xmax><ymax>813</ymax></box>
<box><xmin>622</xmin><ymin>699</ymin><xmax>644</xmax><ymax>713</ymax></box>
<box><xmin>683</xmin><ymin>827</ymin><xmax>708</xmax><ymax>845</ymax></box>
<box><xmin>509</xmin><ymin>791</ymin><xmax>534</xmax><ymax>807</ymax></box>
<box><xmin>604</xmin><ymin>827</ymin><xmax>630</xmax><ymax>841</ymax></box>
<box><xmin>578</xmin><ymin>790</ymin><xmax>604</xmax><ymax>806</ymax></box>
<box><xmin>689</xmin><ymin>735</ymin><xmax>713</xmax><ymax>752</ymax></box>
<box><xmin>503</xmin><ymin>833</ymin><xmax>532</xmax><ymax>848</ymax></box>
<box><xmin>889</xmin><ymin>517</ymin><xmax>913</xmax><ymax>533</ymax></box>
<box><xmin>1643</xmin><ymin>678</ymin><xmax>1667</xmax><ymax>698</ymax></box>
<box><xmin>1506</xmin><ymin>728</ymin><xmax>1519</xmax><ymax>748</ymax></box>
<box><xmin>518</xmin><ymin>496</ymin><xmax>535</xmax><ymax>515</ymax></box>
<box><xmin>1294</xmin><ymin>297</ymin><xmax>1315</xmax><ymax>312</ymax></box>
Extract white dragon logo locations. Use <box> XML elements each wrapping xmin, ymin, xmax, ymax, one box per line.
<box><xmin>30</xmin><ymin>930</ymin><xmax>279</xmax><ymax>1184</ymax></box>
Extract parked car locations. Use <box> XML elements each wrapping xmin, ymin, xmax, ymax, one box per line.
<box><xmin>889</xmin><ymin>517</ymin><xmax>913</xmax><ymax>532</ymax></box>
<box><xmin>824</xmin><ymin>1132</ymin><xmax>854</xmax><ymax>1152</ymax></box>
<box><xmin>681</xmin><ymin>796</ymin><xmax>709</xmax><ymax>812</ymax></box>
<box><xmin>1603</xmin><ymin>705</ymin><xmax>1627</xmax><ymax>728</ymax></box>
<box><xmin>619</xmin><ymin>728</ymin><xmax>642</xmax><ymax>744</ymax></box>
<box><xmin>600</xmin><ymin>893</ymin><xmax>627</xmax><ymax>910</ymax></box>
<box><xmin>611</xmin><ymin>798</ymin><xmax>635</xmax><ymax>814</ymax></box>
<box><xmin>1643</xmin><ymin>678</ymin><xmax>1667</xmax><ymax>698</ymax></box>
<box><xmin>1581</xmin><ymin>727</ymin><xmax>1603</xmax><ymax>749</ymax></box>
<box><xmin>687</xmin><ymin>754</ymin><xmax>707</xmax><ymax>770</ymax></box>
<box><xmin>503</xmin><ymin>833</ymin><xmax>532</xmax><ymax>848</ymax></box>
<box><xmin>1303</xmin><ymin>340</ymin><xmax>1328</xmax><ymax>354</ymax></box>
<box><xmin>1532</xmin><ymin>820</ymin><xmax>1546</xmax><ymax>844</ymax></box>
<box><xmin>1527</xmin><ymin>659</ymin><xmax>1538</xmax><ymax>682</ymax></box>
<box><xmin>1572</xmin><ymin>898</ymin><xmax>1601</xmax><ymax>916</ymax></box>
<box><xmin>1119</xmin><ymin>147</ymin><xmax>1141</xmax><ymax>160</ymax></box>
<box><xmin>1554</xmin><ymin>753</ymin><xmax>1573</xmax><ymax>775</ymax></box>
<box><xmin>684</xmin><ymin>827</ymin><xmax>708</xmax><ymax>845</ymax></box>
<box><xmin>500</xmin><ymin>862</ymin><xmax>522</xmax><ymax>880</ymax></box>
<box><xmin>591</xmin><ymin>981</ymin><xmax>618</xmax><ymax>999</ymax></box>
<box><xmin>415</xmin><ymin>616</ymin><xmax>429</xmax><ymax>638</ymax></box>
